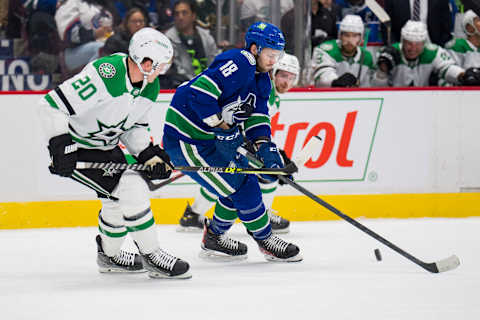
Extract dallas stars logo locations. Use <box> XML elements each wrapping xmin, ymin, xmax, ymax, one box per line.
<box><xmin>87</xmin><ymin>117</ymin><xmax>128</xmax><ymax>146</ymax></box>
<box><xmin>102</xmin><ymin>167</ymin><xmax>118</xmax><ymax>177</ymax></box>
<box><xmin>99</xmin><ymin>63</ymin><xmax>116</xmax><ymax>78</ymax></box>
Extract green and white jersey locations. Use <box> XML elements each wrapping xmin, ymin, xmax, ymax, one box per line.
<box><xmin>267</xmin><ymin>79</ymin><xmax>280</xmax><ymax>117</ymax></box>
<box><xmin>311</xmin><ymin>39</ymin><xmax>375</xmax><ymax>87</ymax></box>
<box><xmin>445</xmin><ymin>38</ymin><xmax>480</xmax><ymax>69</ymax></box>
<box><xmin>374</xmin><ymin>42</ymin><xmax>464</xmax><ymax>87</ymax></box>
<box><xmin>39</xmin><ymin>53</ymin><xmax>160</xmax><ymax>155</ymax></box>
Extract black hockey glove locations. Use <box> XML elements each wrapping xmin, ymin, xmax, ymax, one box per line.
<box><xmin>377</xmin><ymin>46</ymin><xmax>401</xmax><ymax>73</ymax></box>
<box><xmin>331</xmin><ymin>73</ymin><xmax>357</xmax><ymax>87</ymax></box>
<box><xmin>277</xmin><ymin>149</ymin><xmax>294</xmax><ymax>185</ymax></box>
<box><xmin>220</xmin><ymin>95</ymin><xmax>255</xmax><ymax>125</ymax></box>
<box><xmin>48</xmin><ymin>133</ymin><xmax>78</xmax><ymax>177</ymax></box>
<box><xmin>460</xmin><ymin>67</ymin><xmax>480</xmax><ymax>86</ymax></box>
<box><xmin>137</xmin><ymin>144</ymin><xmax>173</xmax><ymax>180</ymax></box>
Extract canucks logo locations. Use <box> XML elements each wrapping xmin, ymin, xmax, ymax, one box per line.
<box><xmin>222</xmin><ymin>93</ymin><xmax>256</xmax><ymax>117</ymax></box>
<box><xmin>99</xmin><ymin>63</ymin><xmax>116</xmax><ymax>78</ymax></box>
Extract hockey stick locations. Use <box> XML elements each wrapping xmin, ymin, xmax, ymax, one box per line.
<box><xmin>365</xmin><ymin>0</ymin><xmax>392</xmax><ymax>45</ymax></box>
<box><xmin>76</xmin><ymin>161</ymin><xmax>298</xmax><ymax>176</ymax></box>
<box><xmin>237</xmin><ymin>145</ymin><xmax>460</xmax><ymax>274</ymax></box>
<box><xmin>145</xmin><ymin>172</ymin><xmax>186</xmax><ymax>191</ymax></box>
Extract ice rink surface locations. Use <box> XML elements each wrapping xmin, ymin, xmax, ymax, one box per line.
<box><xmin>1</xmin><ymin>218</ymin><xmax>479</xmax><ymax>320</ymax></box>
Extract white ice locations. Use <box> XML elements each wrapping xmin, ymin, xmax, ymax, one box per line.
<box><xmin>1</xmin><ymin>218</ymin><xmax>479</xmax><ymax>319</ymax></box>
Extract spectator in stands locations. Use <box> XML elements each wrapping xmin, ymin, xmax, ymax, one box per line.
<box><xmin>6</xmin><ymin>0</ymin><xmax>23</xmax><ymax>38</ymax></box>
<box><xmin>336</xmin><ymin>0</ymin><xmax>382</xmax><ymax>43</ymax></box>
<box><xmin>55</xmin><ymin>0</ymin><xmax>117</xmax><ymax>72</ymax></box>
<box><xmin>445</xmin><ymin>10</ymin><xmax>480</xmax><ymax>69</ymax></box>
<box><xmin>383</xmin><ymin>0</ymin><xmax>453</xmax><ymax>46</ymax></box>
<box><xmin>311</xmin><ymin>0</ymin><xmax>339</xmax><ymax>48</ymax></box>
<box><xmin>337</xmin><ymin>0</ymin><xmax>376</xmax><ymax>21</ymax></box>
<box><xmin>0</xmin><ymin>0</ymin><xmax>8</xmax><ymax>32</ymax></box>
<box><xmin>374</xmin><ymin>20</ymin><xmax>480</xmax><ymax>86</ymax></box>
<box><xmin>239</xmin><ymin>0</ymin><xmax>294</xmax><ymax>31</ymax></box>
<box><xmin>102</xmin><ymin>7</ymin><xmax>146</xmax><ymax>55</ymax></box>
<box><xmin>163</xmin><ymin>0</ymin><xmax>218</xmax><ymax>88</ymax></box>
<box><xmin>195</xmin><ymin>0</ymin><xmax>216</xmax><ymax>29</ymax></box>
<box><xmin>311</xmin><ymin>14</ymin><xmax>376</xmax><ymax>87</ymax></box>
<box><xmin>21</xmin><ymin>0</ymin><xmax>63</xmax><ymax>74</ymax></box>
<box><xmin>112</xmin><ymin>0</ymin><xmax>173</xmax><ymax>31</ymax></box>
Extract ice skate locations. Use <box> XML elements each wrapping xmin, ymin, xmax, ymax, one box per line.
<box><xmin>200</xmin><ymin>219</ymin><xmax>248</xmax><ymax>261</ymax></box>
<box><xmin>96</xmin><ymin>235</ymin><xmax>145</xmax><ymax>273</ymax></box>
<box><xmin>177</xmin><ymin>203</ymin><xmax>205</xmax><ymax>233</ymax></box>
<box><xmin>268</xmin><ymin>209</ymin><xmax>290</xmax><ymax>234</ymax></box>
<box><xmin>136</xmin><ymin>244</ymin><xmax>192</xmax><ymax>279</ymax></box>
<box><xmin>255</xmin><ymin>234</ymin><xmax>302</xmax><ymax>262</ymax></box>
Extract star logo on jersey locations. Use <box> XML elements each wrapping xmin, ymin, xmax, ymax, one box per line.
<box><xmin>87</xmin><ymin>117</ymin><xmax>129</xmax><ymax>146</ymax></box>
<box><xmin>99</xmin><ymin>63</ymin><xmax>116</xmax><ymax>78</ymax></box>
<box><xmin>102</xmin><ymin>167</ymin><xmax>118</xmax><ymax>177</ymax></box>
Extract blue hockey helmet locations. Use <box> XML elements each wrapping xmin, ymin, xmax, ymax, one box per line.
<box><xmin>245</xmin><ymin>22</ymin><xmax>286</xmax><ymax>53</ymax></box>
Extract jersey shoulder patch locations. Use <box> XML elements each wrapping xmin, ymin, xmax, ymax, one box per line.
<box><xmin>240</xmin><ymin>50</ymin><xmax>256</xmax><ymax>65</ymax></box>
<box><xmin>425</xmin><ymin>43</ymin><xmax>438</xmax><ymax>51</ymax></box>
<box><xmin>92</xmin><ymin>54</ymin><xmax>128</xmax><ymax>97</ymax></box>
<box><xmin>98</xmin><ymin>62</ymin><xmax>116</xmax><ymax>78</ymax></box>
<box><xmin>320</xmin><ymin>42</ymin><xmax>334</xmax><ymax>51</ymax></box>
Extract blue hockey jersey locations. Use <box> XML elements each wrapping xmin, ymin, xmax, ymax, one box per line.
<box><xmin>164</xmin><ymin>49</ymin><xmax>272</xmax><ymax>145</ymax></box>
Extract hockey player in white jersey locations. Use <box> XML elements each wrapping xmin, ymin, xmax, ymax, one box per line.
<box><xmin>38</xmin><ymin>28</ymin><xmax>191</xmax><ymax>279</ymax></box>
<box><xmin>312</xmin><ymin>14</ymin><xmax>375</xmax><ymax>87</ymax></box>
<box><xmin>445</xmin><ymin>10</ymin><xmax>480</xmax><ymax>85</ymax></box>
<box><xmin>374</xmin><ymin>20</ymin><xmax>479</xmax><ymax>87</ymax></box>
<box><xmin>177</xmin><ymin>53</ymin><xmax>300</xmax><ymax>234</ymax></box>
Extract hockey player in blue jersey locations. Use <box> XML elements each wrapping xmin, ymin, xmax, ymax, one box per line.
<box><xmin>163</xmin><ymin>22</ymin><xmax>302</xmax><ymax>262</ymax></box>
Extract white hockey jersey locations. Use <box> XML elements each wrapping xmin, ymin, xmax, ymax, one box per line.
<box><xmin>445</xmin><ymin>38</ymin><xmax>480</xmax><ymax>69</ymax></box>
<box><xmin>373</xmin><ymin>42</ymin><xmax>464</xmax><ymax>87</ymax></box>
<box><xmin>311</xmin><ymin>39</ymin><xmax>375</xmax><ymax>87</ymax></box>
<box><xmin>38</xmin><ymin>53</ymin><xmax>160</xmax><ymax>155</ymax></box>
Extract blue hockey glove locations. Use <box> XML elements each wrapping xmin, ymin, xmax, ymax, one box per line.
<box><xmin>256</xmin><ymin>141</ymin><xmax>284</xmax><ymax>182</ymax></box>
<box><xmin>213</xmin><ymin>125</ymin><xmax>243</xmax><ymax>160</ymax></box>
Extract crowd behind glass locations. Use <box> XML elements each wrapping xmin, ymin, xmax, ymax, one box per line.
<box><xmin>0</xmin><ymin>0</ymin><xmax>479</xmax><ymax>91</ymax></box>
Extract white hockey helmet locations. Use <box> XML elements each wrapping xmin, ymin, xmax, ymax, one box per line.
<box><xmin>462</xmin><ymin>10</ymin><xmax>480</xmax><ymax>36</ymax></box>
<box><xmin>129</xmin><ymin>27</ymin><xmax>174</xmax><ymax>76</ymax></box>
<box><xmin>273</xmin><ymin>53</ymin><xmax>300</xmax><ymax>86</ymax></box>
<box><xmin>339</xmin><ymin>15</ymin><xmax>364</xmax><ymax>35</ymax></box>
<box><xmin>401</xmin><ymin>20</ymin><xmax>428</xmax><ymax>42</ymax></box>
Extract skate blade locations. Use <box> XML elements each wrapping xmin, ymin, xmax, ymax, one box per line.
<box><xmin>198</xmin><ymin>249</ymin><xmax>248</xmax><ymax>262</ymax></box>
<box><xmin>263</xmin><ymin>253</ymin><xmax>303</xmax><ymax>263</ymax></box>
<box><xmin>176</xmin><ymin>226</ymin><xmax>203</xmax><ymax>233</ymax></box>
<box><xmin>147</xmin><ymin>270</ymin><xmax>192</xmax><ymax>279</ymax></box>
<box><xmin>98</xmin><ymin>267</ymin><xmax>147</xmax><ymax>273</ymax></box>
<box><xmin>271</xmin><ymin>227</ymin><xmax>290</xmax><ymax>235</ymax></box>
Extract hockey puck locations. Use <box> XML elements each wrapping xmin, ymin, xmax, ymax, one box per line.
<box><xmin>374</xmin><ymin>249</ymin><xmax>382</xmax><ymax>261</ymax></box>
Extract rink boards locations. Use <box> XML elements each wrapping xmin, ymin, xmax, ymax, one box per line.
<box><xmin>1</xmin><ymin>88</ymin><xmax>480</xmax><ymax>228</ymax></box>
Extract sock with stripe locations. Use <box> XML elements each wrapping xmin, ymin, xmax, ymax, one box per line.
<box><xmin>260</xmin><ymin>180</ymin><xmax>278</xmax><ymax>211</ymax></box>
<box><xmin>97</xmin><ymin>199</ymin><xmax>127</xmax><ymax>257</ymax></box>
<box><xmin>210</xmin><ymin>197</ymin><xmax>238</xmax><ymax>234</ymax></box>
<box><xmin>191</xmin><ymin>187</ymin><xmax>217</xmax><ymax>216</ymax></box>
<box><xmin>230</xmin><ymin>175</ymin><xmax>272</xmax><ymax>240</ymax></box>
<box><xmin>124</xmin><ymin>207</ymin><xmax>158</xmax><ymax>254</ymax></box>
